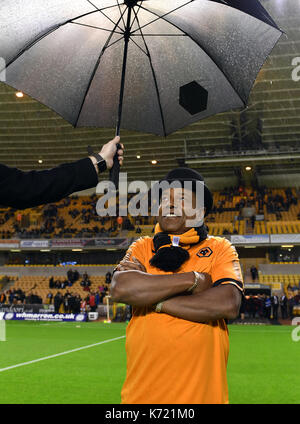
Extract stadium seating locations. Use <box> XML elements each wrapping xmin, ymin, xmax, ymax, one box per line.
<box><xmin>11</xmin><ymin>273</ymin><xmax>110</xmax><ymax>304</ymax></box>
<box><xmin>259</xmin><ymin>273</ymin><xmax>300</xmax><ymax>294</ymax></box>
<box><xmin>0</xmin><ymin>187</ymin><xmax>300</xmax><ymax>238</ymax></box>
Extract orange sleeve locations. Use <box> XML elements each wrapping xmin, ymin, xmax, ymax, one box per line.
<box><xmin>211</xmin><ymin>239</ymin><xmax>244</xmax><ymax>293</ymax></box>
<box><xmin>120</xmin><ymin>237</ymin><xmax>148</xmax><ymax>267</ymax></box>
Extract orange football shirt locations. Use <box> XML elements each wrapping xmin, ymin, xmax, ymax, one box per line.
<box><xmin>120</xmin><ymin>235</ymin><xmax>243</xmax><ymax>404</ymax></box>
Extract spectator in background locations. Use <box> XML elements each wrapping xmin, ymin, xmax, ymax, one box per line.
<box><xmin>265</xmin><ymin>296</ymin><xmax>272</xmax><ymax>319</ymax></box>
<box><xmin>83</xmin><ymin>283</ymin><xmax>91</xmax><ymax>292</ymax></box>
<box><xmin>250</xmin><ymin>265</ymin><xmax>258</xmax><ymax>282</ymax></box>
<box><xmin>81</xmin><ymin>297</ymin><xmax>88</xmax><ymax>313</ymax></box>
<box><xmin>73</xmin><ymin>270</ymin><xmax>79</xmax><ymax>282</ymax></box>
<box><xmin>98</xmin><ymin>284</ymin><xmax>106</xmax><ymax>304</ymax></box>
<box><xmin>95</xmin><ymin>292</ymin><xmax>100</xmax><ymax>307</ymax></box>
<box><xmin>67</xmin><ymin>269</ymin><xmax>74</xmax><ymax>283</ymax></box>
<box><xmin>257</xmin><ymin>294</ymin><xmax>265</xmax><ymax>318</ymax></box>
<box><xmin>26</xmin><ymin>292</ymin><xmax>42</xmax><ymax>304</ymax></box>
<box><xmin>64</xmin><ymin>292</ymin><xmax>71</xmax><ymax>313</ymax></box>
<box><xmin>280</xmin><ymin>294</ymin><xmax>287</xmax><ymax>319</ymax></box>
<box><xmin>49</xmin><ymin>276</ymin><xmax>54</xmax><ymax>289</ymax></box>
<box><xmin>8</xmin><ymin>290</ymin><xmax>15</xmax><ymax>304</ymax></box>
<box><xmin>288</xmin><ymin>294</ymin><xmax>295</xmax><ymax>319</ymax></box>
<box><xmin>73</xmin><ymin>294</ymin><xmax>82</xmax><ymax>314</ymax></box>
<box><xmin>248</xmin><ymin>296</ymin><xmax>257</xmax><ymax>318</ymax></box>
<box><xmin>271</xmin><ymin>294</ymin><xmax>279</xmax><ymax>320</ymax></box>
<box><xmin>0</xmin><ymin>291</ymin><xmax>7</xmax><ymax>304</ymax></box>
<box><xmin>54</xmin><ymin>292</ymin><xmax>63</xmax><ymax>313</ymax></box>
<box><xmin>47</xmin><ymin>292</ymin><xmax>53</xmax><ymax>304</ymax></box>
<box><xmin>81</xmin><ymin>273</ymin><xmax>91</xmax><ymax>290</ymax></box>
<box><xmin>105</xmin><ymin>271</ymin><xmax>112</xmax><ymax>285</ymax></box>
<box><xmin>89</xmin><ymin>292</ymin><xmax>96</xmax><ymax>312</ymax></box>
<box><xmin>68</xmin><ymin>293</ymin><xmax>76</xmax><ymax>313</ymax></box>
<box><xmin>294</xmin><ymin>291</ymin><xmax>300</xmax><ymax>306</ymax></box>
<box><xmin>61</xmin><ymin>279</ymin><xmax>68</xmax><ymax>290</ymax></box>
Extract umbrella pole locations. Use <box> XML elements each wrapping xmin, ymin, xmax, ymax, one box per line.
<box><xmin>116</xmin><ymin>4</ymin><xmax>133</xmax><ymax>137</ymax></box>
<box><xmin>110</xmin><ymin>4</ymin><xmax>133</xmax><ymax>189</ymax></box>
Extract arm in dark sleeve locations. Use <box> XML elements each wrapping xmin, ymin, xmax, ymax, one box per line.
<box><xmin>0</xmin><ymin>158</ymin><xmax>98</xmax><ymax>210</ymax></box>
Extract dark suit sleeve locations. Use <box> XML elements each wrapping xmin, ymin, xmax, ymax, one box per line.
<box><xmin>0</xmin><ymin>157</ymin><xmax>98</xmax><ymax>210</ymax></box>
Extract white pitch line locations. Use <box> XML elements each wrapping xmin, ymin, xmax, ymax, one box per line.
<box><xmin>0</xmin><ymin>335</ymin><xmax>126</xmax><ymax>373</ymax></box>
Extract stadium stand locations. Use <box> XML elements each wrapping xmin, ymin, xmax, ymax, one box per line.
<box><xmin>0</xmin><ymin>186</ymin><xmax>300</xmax><ymax>239</ymax></box>
<box><xmin>1</xmin><ymin>270</ymin><xmax>111</xmax><ymax>307</ymax></box>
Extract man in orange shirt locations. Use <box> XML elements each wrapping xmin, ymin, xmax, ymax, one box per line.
<box><xmin>111</xmin><ymin>168</ymin><xmax>243</xmax><ymax>404</ymax></box>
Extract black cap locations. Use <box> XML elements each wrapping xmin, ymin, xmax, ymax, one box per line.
<box><xmin>158</xmin><ymin>167</ymin><xmax>213</xmax><ymax>216</ymax></box>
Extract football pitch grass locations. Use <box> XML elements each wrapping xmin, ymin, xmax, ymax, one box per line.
<box><xmin>0</xmin><ymin>321</ymin><xmax>299</xmax><ymax>404</ymax></box>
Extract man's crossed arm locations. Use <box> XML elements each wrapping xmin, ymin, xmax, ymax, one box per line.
<box><xmin>110</xmin><ymin>258</ymin><xmax>242</xmax><ymax>323</ymax></box>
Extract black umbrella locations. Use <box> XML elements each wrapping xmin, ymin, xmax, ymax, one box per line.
<box><xmin>0</xmin><ymin>0</ymin><xmax>282</xmax><ymax>186</ymax></box>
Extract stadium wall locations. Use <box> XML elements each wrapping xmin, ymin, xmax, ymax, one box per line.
<box><xmin>258</xmin><ymin>173</ymin><xmax>300</xmax><ymax>188</ymax></box>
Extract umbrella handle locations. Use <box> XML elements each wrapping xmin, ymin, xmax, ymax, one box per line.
<box><xmin>109</xmin><ymin>141</ymin><xmax>122</xmax><ymax>190</ymax></box>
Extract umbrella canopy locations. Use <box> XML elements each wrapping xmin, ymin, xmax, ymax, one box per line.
<box><xmin>0</xmin><ymin>0</ymin><xmax>282</xmax><ymax>137</ymax></box>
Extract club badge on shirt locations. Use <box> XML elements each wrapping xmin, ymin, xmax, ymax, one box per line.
<box><xmin>197</xmin><ymin>247</ymin><xmax>213</xmax><ymax>258</ymax></box>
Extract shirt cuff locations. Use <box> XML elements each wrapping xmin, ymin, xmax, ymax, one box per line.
<box><xmin>213</xmin><ymin>278</ymin><xmax>244</xmax><ymax>293</ymax></box>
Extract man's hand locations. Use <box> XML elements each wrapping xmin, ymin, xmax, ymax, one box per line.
<box><xmin>116</xmin><ymin>256</ymin><xmax>146</xmax><ymax>273</ymax></box>
<box><xmin>192</xmin><ymin>272</ymin><xmax>212</xmax><ymax>295</ymax></box>
<box><xmin>92</xmin><ymin>136</ymin><xmax>124</xmax><ymax>170</ymax></box>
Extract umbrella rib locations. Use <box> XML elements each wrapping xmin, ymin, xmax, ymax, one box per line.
<box><xmin>74</xmin><ymin>8</ymin><xmax>128</xmax><ymax>127</ymax></box>
<box><xmin>106</xmin><ymin>35</ymin><xmax>126</xmax><ymax>49</ymax></box>
<box><xmin>129</xmin><ymin>1</ymin><xmax>143</xmax><ymax>32</ymax></box>
<box><xmin>129</xmin><ymin>38</ymin><xmax>148</xmax><ymax>57</ymax></box>
<box><xmin>132</xmin><ymin>9</ymin><xmax>167</xmax><ymax>137</ymax></box>
<box><xmin>70</xmin><ymin>22</ymin><xmax>123</xmax><ymax>34</ymax></box>
<box><xmin>131</xmin><ymin>1</ymin><xmax>194</xmax><ymax>35</ymax></box>
<box><xmin>85</xmin><ymin>0</ymin><xmax>125</xmax><ymax>32</ymax></box>
<box><xmin>138</xmin><ymin>4</ymin><xmax>247</xmax><ymax>106</ymax></box>
<box><xmin>97</xmin><ymin>8</ymin><xmax>124</xmax><ymax>33</ymax></box>
<box><xmin>116</xmin><ymin>0</ymin><xmax>127</xmax><ymax>30</ymax></box>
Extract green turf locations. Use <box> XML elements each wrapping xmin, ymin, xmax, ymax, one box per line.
<box><xmin>227</xmin><ymin>325</ymin><xmax>300</xmax><ymax>404</ymax></box>
<box><xmin>0</xmin><ymin>322</ymin><xmax>299</xmax><ymax>404</ymax></box>
<box><xmin>0</xmin><ymin>321</ymin><xmax>127</xmax><ymax>404</ymax></box>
